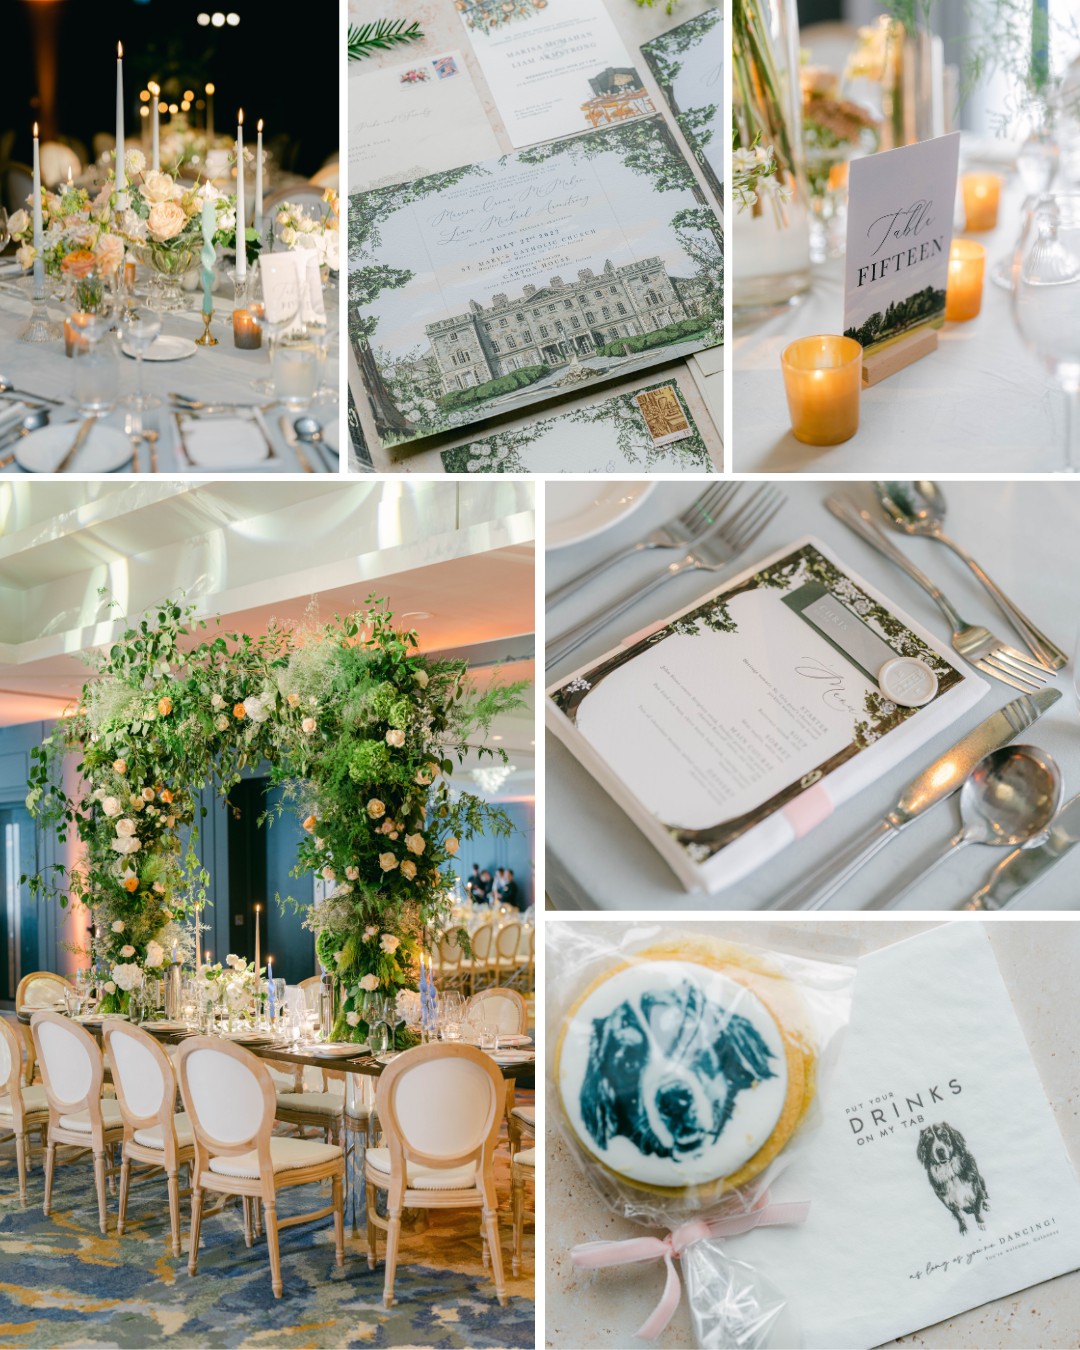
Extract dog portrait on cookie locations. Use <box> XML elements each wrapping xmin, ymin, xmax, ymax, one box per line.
<box><xmin>916</xmin><ymin>1122</ymin><xmax>990</xmax><ymax>1235</ymax></box>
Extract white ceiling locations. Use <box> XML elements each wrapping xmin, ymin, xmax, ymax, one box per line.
<box><xmin>0</xmin><ymin>480</ymin><xmax>536</xmax><ymax>797</ymax></box>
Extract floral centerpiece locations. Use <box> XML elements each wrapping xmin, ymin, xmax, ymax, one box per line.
<box><xmin>275</xmin><ymin>190</ymin><xmax>339</xmax><ymax>272</ymax></box>
<box><xmin>8</xmin><ymin>181</ymin><xmax>125</xmax><ymax>281</ymax></box>
<box><xmin>196</xmin><ymin>955</ymin><xmax>266</xmax><ymax>1025</ymax></box>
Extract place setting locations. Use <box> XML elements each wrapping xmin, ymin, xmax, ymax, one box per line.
<box><xmin>545</xmin><ymin>478</ymin><xmax>1080</xmax><ymax>913</ymax></box>
<box><xmin>0</xmin><ymin>12</ymin><xmax>341</xmax><ymax>473</ymax></box>
<box><xmin>731</xmin><ymin>1</ymin><xmax>1080</xmax><ymax>472</ymax></box>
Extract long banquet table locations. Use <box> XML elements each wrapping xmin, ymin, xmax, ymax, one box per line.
<box><xmin>732</xmin><ymin>154</ymin><xmax>1066</xmax><ymax>473</ymax></box>
<box><xmin>0</xmin><ymin>278</ymin><xmax>341</xmax><ymax>473</ymax></box>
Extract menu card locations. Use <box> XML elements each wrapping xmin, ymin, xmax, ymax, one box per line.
<box><xmin>351</xmin><ymin>115</ymin><xmax>722</xmax><ymax>451</ymax></box>
<box><xmin>736</xmin><ymin>923</ymin><xmax>1080</xmax><ymax>1348</ymax></box>
<box><xmin>440</xmin><ymin>379</ymin><xmax>715</xmax><ymax>473</ymax></box>
<box><xmin>453</xmin><ymin>0</ymin><xmax>655</xmax><ymax>149</ymax></box>
<box><xmin>348</xmin><ymin>51</ymin><xmax>500</xmax><ymax>195</ymax></box>
<box><xmin>843</xmin><ymin>133</ymin><xmax>960</xmax><ymax>354</ymax></box>
<box><xmin>547</xmin><ymin>538</ymin><xmax>985</xmax><ymax>893</ymax></box>
<box><xmin>641</xmin><ymin>8</ymin><xmax>723</xmax><ymax>207</ymax></box>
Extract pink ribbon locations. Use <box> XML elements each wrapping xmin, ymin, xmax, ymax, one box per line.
<box><xmin>570</xmin><ymin>1195</ymin><xmax>810</xmax><ymax>1341</ymax></box>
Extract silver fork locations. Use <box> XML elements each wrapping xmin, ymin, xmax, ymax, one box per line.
<box><xmin>547</xmin><ymin>485</ymin><xmax>785</xmax><ymax>669</ymax></box>
<box><xmin>826</xmin><ymin>497</ymin><xmax>1051</xmax><ymax>693</ymax></box>
<box><xmin>546</xmin><ymin>482</ymin><xmax>737</xmax><ymax>610</ymax></box>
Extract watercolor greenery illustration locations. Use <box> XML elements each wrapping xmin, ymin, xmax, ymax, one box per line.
<box><xmin>553</xmin><ymin>544</ymin><xmax>962</xmax><ymax>861</ymax></box>
<box><xmin>641</xmin><ymin>7</ymin><xmax>723</xmax><ymax>205</ymax></box>
<box><xmin>349</xmin><ymin>116</ymin><xmax>723</xmax><ymax>447</ymax></box>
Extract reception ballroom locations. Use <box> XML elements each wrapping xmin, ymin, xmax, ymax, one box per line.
<box><xmin>0</xmin><ymin>478</ymin><xmax>536</xmax><ymax>1348</ymax></box>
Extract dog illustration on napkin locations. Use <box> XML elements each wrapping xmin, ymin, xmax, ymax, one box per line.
<box><xmin>916</xmin><ymin>1123</ymin><xmax>990</xmax><ymax>1235</ymax></box>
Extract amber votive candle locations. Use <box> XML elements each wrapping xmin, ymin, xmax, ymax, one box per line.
<box><xmin>232</xmin><ymin>307</ymin><xmax>261</xmax><ymax>349</ymax></box>
<box><xmin>961</xmin><ymin>173</ymin><xmax>1002</xmax><ymax>231</ymax></box>
<box><xmin>945</xmin><ymin>240</ymin><xmax>986</xmax><ymax>322</ymax></box>
<box><xmin>64</xmin><ymin>312</ymin><xmax>91</xmax><ymax>358</ymax></box>
<box><xmin>781</xmin><ymin>335</ymin><xmax>862</xmax><ymax>446</ymax></box>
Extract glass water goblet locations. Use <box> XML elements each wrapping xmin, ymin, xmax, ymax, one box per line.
<box><xmin>122</xmin><ymin>310</ymin><xmax>163</xmax><ymax>410</ymax></box>
<box><xmin>70</xmin><ymin>312</ymin><xmax>119</xmax><ymax>418</ymax></box>
<box><xmin>1012</xmin><ymin>194</ymin><xmax>1080</xmax><ymax>471</ymax></box>
<box><xmin>270</xmin><ymin>332</ymin><xmax>317</xmax><ymax>410</ymax></box>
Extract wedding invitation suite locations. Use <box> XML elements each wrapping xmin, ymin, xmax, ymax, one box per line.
<box><xmin>352</xmin><ymin>116</ymin><xmax>723</xmax><ymax>450</ymax></box>
<box><xmin>348</xmin><ymin>51</ymin><xmax>500</xmax><ymax>194</ymax></box>
<box><xmin>453</xmin><ymin>0</ymin><xmax>655</xmax><ymax>149</ymax></box>
<box><xmin>547</xmin><ymin>539</ymin><xmax>985</xmax><ymax>892</ymax></box>
<box><xmin>736</xmin><ymin>923</ymin><xmax>1080</xmax><ymax>1348</ymax></box>
<box><xmin>843</xmin><ymin>133</ymin><xmax>960</xmax><ymax>354</ymax></box>
<box><xmin>440</xmin><ymin>379</ymin><xmax>714</xmax><ymax>473</ymax></box>
<box><xmin>641</xmin><ymin>8</ymin><xmax>723</xmax><ymax>207</ymax></box>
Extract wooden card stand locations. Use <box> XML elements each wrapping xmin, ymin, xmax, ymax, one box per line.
<box><xmin>861</xmin><ymin>326</ymin><xmax>939</xmax><ymax>387</ymax></box>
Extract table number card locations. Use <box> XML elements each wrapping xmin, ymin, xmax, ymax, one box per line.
<box><xmin>843</xmin><ymin>133</ymin><xmax>960</xmax><ymax>381</ymax></box>
<box><xmin>735</xmin><ymin>923</ymin><xmax>1080</xmax><ymax>1348</ymax></box>
<box><xmin>453</xmin><ymin>0</ymin><xmax>655</xmax><ymax>149</ymax></box>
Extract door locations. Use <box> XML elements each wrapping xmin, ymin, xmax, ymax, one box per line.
<box><xmin>0</xmin><ymin>804</ymin><xmax>37</xmax><ymax>1002</ymax></box>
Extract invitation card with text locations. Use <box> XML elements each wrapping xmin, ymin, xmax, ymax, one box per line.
<box><xmin>453</xmin><ymin>0</ymin><xmax>655</xmax><ymax>148</ymax></box>
<box><xmin>737</xmin><ymin>923</ymin><xmax>1080</xmax><ymax>1348</ymax></box>
<box><xmin>351</xmin><ymin>116</ymin><xmax>722</xmax><ymax>451</ymax></box>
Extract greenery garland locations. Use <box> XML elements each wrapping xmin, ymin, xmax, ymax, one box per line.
<box><xmin>25</xmin><ymin>596</ymin><xmax>527</xmax><ymax>1032</ymax></box>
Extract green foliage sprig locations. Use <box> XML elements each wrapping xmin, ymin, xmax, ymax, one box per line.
<box><xmin>348</xmin><ymin>19</ymin><xmax>424</xmax><ymax>61</ymax></box>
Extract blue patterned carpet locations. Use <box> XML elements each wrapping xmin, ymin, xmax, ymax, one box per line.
<box><xmin>0</xmin><ymin>1098</ymin><xmax>535</xmax><ymax>1349</ymax></box>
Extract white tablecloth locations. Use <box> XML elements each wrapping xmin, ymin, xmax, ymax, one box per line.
<box><xmin>545</xmin><ymin>480</ymin><xmax>1080</xmax><ymax>911</ymax></box>
<box><xmin>0</xmin><ymin>278</ymin><xmax>340</xmax><ymax>474</ymax></box>
<box><xmin>731</xmin><ymin>171</ymin><xmax>1067</xmax><ymax>472</ymax></box>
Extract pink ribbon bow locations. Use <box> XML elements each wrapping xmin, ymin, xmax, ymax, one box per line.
<box><xmin>570</xmin><ymin>1194</ymin><xmax>810</xmax><ymax>1341</ymax></box>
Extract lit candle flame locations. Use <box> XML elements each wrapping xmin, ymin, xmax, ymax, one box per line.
<box><xmin>118</xmin><ymin>41</ymin><xmax>123</xmax><ymax>57</ymax></box>
<box><xmin>257</xmin><ymin>118</ymin><xmax>263</xmax><ymax>132</ymax></box>
<box><xmin>33</xmin><ymin>122</ymin><xmax>38</xmax><ymax>138</ymax></box>
<box><xmin>238</xmin><ymin>108</ymin><xmax>244</xmax><ymax>126</ymax></box>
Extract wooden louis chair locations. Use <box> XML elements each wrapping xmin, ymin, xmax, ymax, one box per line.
<box><xmin>103</xmin><ymin>1022</ymin><xmax>195</xmax><ymax>1256</ymax></box>
<box><xmin>0</xmin><ymin>1016</ymin><xmax>49</xmax><ymax>1204</ymax></box>
<box><xmin>176</xmin><ymin>1037</ymin><xmax>345</xmax><ymax>1298</ymax></box>
<box><xmin>365</xmin><ymin>1042</ymin><xmax>508</xmax><ymax>1309</ymax></box>
<box><xmin>31</xmin><ymin>1011</ymin><xmax>123</xmax><ymax>1235</ymax></box>
<box><xmin>16</xmin><ymin>972</ymin><xmax>74</xmax><ymax>1084</ymax></box>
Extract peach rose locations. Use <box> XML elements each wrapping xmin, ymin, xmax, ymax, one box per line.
<box><xmin>157</xmin><ymin>696</ymin><xmax>173</xmax><ymax>716</ymax></box>
<box><xmin>113</xmin><ymin>759</ymin><xmax>128</xmax><ymax>775</ymax></box>
<box><xmin>147</xmin><ymin>201</ymin><xmax>187</xmax><ymax>243</ymax></box>
<box><xmin>303</xmin><ymin>815</ymin><xmax>317</xmax><ymax>832</ymax></box>
<box><xmin>141</xmin><ymin>170</ymin><xmax>182</xmax><ymax>204</ymax></box>
<box><xmin>160</xmin><ymin>789</ymin><xmax>173</xmax><ymax>803</ymax></box>
<box><xmin>60</xmin><ymin>249</ymin><xmax>96</xmax><ymax>279</ymax></box>
<box><xmin>93</xmin><ymin>233</ymin><xmax>124</xmax><ymax>275</ymax></box>
<box><xmin>123</xmin><ymin>876</ymin><xmax>139</xmax><ymax>893</ymax></box>
<box><xmin>233</xmin><ymin>703</ymin><xmax>247</xmax><ymax>719</ymax></box>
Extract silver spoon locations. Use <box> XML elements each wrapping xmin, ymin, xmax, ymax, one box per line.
<box><xmin>0</xmin><ymin>407</ymin><xmax>49</xmax><ymax>450</ymax></box>
<box><xmin>874</xmin><ymin>480</ymin><xmax>1067</xmax><ymax>670</ymax></box>
<box><xmin>0</xmin><ymin>376</ymin><xmax>63</xmax><ymax>407</ymax></box>
<box><xmin>878</xmin><ymin>744</ymin><xmax>1063</xmax><ymax>909</ymax></box>
<box><xmin>294</xmin><ymin>416</ymin><xmax>334</xmax><ymax>469</ymax></box>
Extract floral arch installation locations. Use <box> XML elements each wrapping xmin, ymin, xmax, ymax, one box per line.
<box><xmin>26</xmin><ymin>597</ymin><xmax>526</xmax><ymax>1039</ymax></box>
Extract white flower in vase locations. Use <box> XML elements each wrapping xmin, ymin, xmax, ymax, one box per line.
<box><xmin>359</xmin><ymin>974</ymin><xmax>380</xmax><ymax>992</ymax></box>
<box><xmin>111</xmin><ymin>963</ymin><xmax>144</xmax><ymax>993</ymax></box>
<box><xmin>145</xmin><ymin>940</ymin><xmax>165</xmax><ymax>969</ymax></box>
<box><xmin>346</xmin><ymin>1011</ymin><xmax>361</xmax><ymax>1027</ymax></box>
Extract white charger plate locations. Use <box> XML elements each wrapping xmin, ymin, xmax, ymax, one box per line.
<box><xmin>16</xmin><ymin>423</ymin><xmax>131</xmax><ymax>474</ymax></box>
<box><xmin>313</xmin><ymin>1043</ymin><xmax>369</xmax><ymax>1057</ymax></box>
<box><xmin>547</xmin><ymin>482</ymin><xmax>656</xmax><ymax>550</ymax></box>
<box><xmin>122</xmin><ymin>335</ymin><xmax>196</xmax><ymax>362</ymax></box>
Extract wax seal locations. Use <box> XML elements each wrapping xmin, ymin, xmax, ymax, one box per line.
<box><xmin>878</xmin><ymin>656</ymin><xmax>939</xmax><ymax>707</ymax></box>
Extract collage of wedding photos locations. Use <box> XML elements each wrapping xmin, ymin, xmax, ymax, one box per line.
<box><xmin>1</xmin><ymin>2</ymin><xmax>1080</xmax><ymax>1349</ymax></box>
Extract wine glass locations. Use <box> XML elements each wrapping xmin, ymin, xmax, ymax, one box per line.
<box><xmin>0</xmin><ymin>208</ymin><xmax>9</xmax><ymax>253</ymax></box>
<box><xmin>1012</xmin><ymin>194</ymin><xmax>1080</xmax><ymax>471</ymax></box>
<box><xmin>249</xmin><ymin>265</ymin><xmax>300</xmax><ymax>396</ymax></box>
<box><xmin>122</xmin><ymin>309</ymin><xmax>163</xmax><ymax>410</ymax></box>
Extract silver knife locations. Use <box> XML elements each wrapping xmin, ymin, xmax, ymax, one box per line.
<box><xmin>962</xmin><ymin>790</ymin><xmax>1080</xmax><ymax>911</ymax></box>
<box><xmin>772</xmin><ymin>686</ymin><xmax>1062</xmax><ymax>910</ymax></box>
<box><xmin>279</xmin><ymin>415</ymin><xmax>314</xmax><ymax>473</ymax></box>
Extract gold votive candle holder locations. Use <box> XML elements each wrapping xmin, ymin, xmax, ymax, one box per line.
<box><xmin>961</xmin><ymin>173</ymin><xmax>1002</xmax><ymax>231</ymax></box>
<box><xmin>781</xmin><ymin>335</ymin><xmax>863</xmax><ymax>446</ymax></box>
<box><xmin>945</xmin><ymin>240</ymin><xmax>986</xmax><ymax>322</ymax></box>
<box><xmin>232</xmin><ymin>307</ymin><xmax>262</xmax><ymax>349</ymax></box>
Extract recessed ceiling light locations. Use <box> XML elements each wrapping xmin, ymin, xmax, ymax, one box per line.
<box><xmin>226</xmin><ymin>11</ymin><xmax>240</xmax><ymax>24</ymax></box>
<box><xmin>492</xmin><ymin>734</ymin><xmax>503</xmax><ymax>741</ymax></box>
<box><xmin>197</xmin><ymin>11</ymin><xmax>210</xmax><ymax>24</ymax></box>
<box><xmin>211</xmin><ymin>11</ymin><xmax>225</xmax><ymax>26</ymax></box>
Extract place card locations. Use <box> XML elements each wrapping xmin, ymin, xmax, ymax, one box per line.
<box><xmin>348</xmin><ymin>50</ymin><xmax>500</xmax><ymax>195</ymax></box>
<box><xmin>440</xmin><ymin>379</ymin><xmax>713</xmax><ymax>473</ymax></box>
<box><xmin>641</xmin><ymin>7</ymin><xmax>723</xmax><ymax>208</ymax></box>
<box><xmin>352</xmin><ymin>115</ymin><xmax>723</xmax><ymax>450</ymax></box>
<box><xmin>546</xmin><ymin>538</ymin><xmax>985</xmax><ymax>893</ymax></box>
<box><xmin>454</xmin><ymin>0</ymin><xmax>655</xmax><ymax>149</ymax></box>
<box><xmin>735</xmin><ymin>923</ymin><xmax>1080</xmax><ymax>1348</ymax></box>
<box><xmin>843</xmin><ymin>133</ymin><xmax>960</xmax><ymax>381</ymax></box>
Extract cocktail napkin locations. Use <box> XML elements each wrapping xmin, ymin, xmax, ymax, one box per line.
<box><xmin>734</xmin><ymin>923</ymin><xmax>1080</xmax><ymax>1347</ymax></box>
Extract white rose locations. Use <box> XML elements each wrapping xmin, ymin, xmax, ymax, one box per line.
<box><xmin>141</xmin><ymin>169</ymin><xmax>182</xmax><ymax>204</ymax></box>
<box><xmin>281</xmin><ymin>225</ymin><xmax>298</xmax><ymax>247</ymax></box>
<box><xmin>380</xmin><ymin>934</ymin><xmax>400</xmax><ymax>955</ymax></box>
<box><xmin>145</xmin><ymin>941</ymin><xmax>165</xmax><ymax>969</ymax></box>
<box><xmin>111</xmin><ymin>919</ymin><xmax>125</xmax><ymax>934</ymax></box>
<box><xmin>359</xmin><ymin>974</ymin><xmax>380</xmax><ymax>992</ymax></box>
<box><xmin>385</xmin><ymin>729</ymin><xmax>405</xmax><ymax>748</ymax></box>
<box><xmin>110</xmin><ymin>837</ymin><xmax>140</xmax><ymax>854</ymax></box>
<box><xmin>215</xmin><ymin>715</ymin><xmax>229</xmax><ymax>731</ymax></box>
<box><xmin>102</xmin><ymin>797</ymin><xmax>122</xmax><ymax>818</ymax></box>
<box><xmin>243</xmin><ymin>692</ymin><xmax>272</xmax><ymax>723</ymax></box>
<box><xmin>8</xmin><ymin>208</ymin><xmax>28</xmax><ymax>237</ymax></box>
<box><xmin>364</xmin><ymin>925</ymin><xmax>378</xmax><ymax>940</ymax></box>
<box><xmin>226</xmin><ymin>953</ymin><xmax>242</xmax><ymax>969</ymax></box>
<box><xmin>346</xmin><ymin>1010</ymin><xmax>361</xmax><ymax>1027</ymax></box>
<box><xmin>211</xmin><ymin>693</ymin><xmax>225</xmax><ymax>708</ymax></box>
<box><xmin>115</xmin><ymin>818</ymin><xmax>137</xmax><ymax>837</ymax></box>
<box><xmin>103</xmin><ymin>980</ymin><xmax>117</xmax><ymax>995</ymax></box>
<box><xmin>301</xmin><ymin>717</ymin><xmax>317</xmax><ymax>734</ymax></box>
<box><xmin>120</xmin><ymin>944</ymin><xmax>135</xmax><ymax>958</ymax></box>
<box><xmin>111</xmin><ymin>963</ymin><xmax>144</xmax><ymax>993</ymax></box>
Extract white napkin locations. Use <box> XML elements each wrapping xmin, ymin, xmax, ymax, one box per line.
<box><xmin>178</xmin><ymin>413</ymin><xmax>269</xmax><ymax>467</ymax></box>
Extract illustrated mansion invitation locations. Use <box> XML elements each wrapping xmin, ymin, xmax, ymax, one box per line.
<box><xmin>453</xmin><ymin>0</ymin><xmax>655</xmax><ymax>148</ymax></box>
<box><xmin>352</xmin><ymin>116</ymin><xmax>723</xmax><ymax>451</ymax></box>
<box><xmin>349</xmin><ymin>51</ymin><xmax>500</xmax><ymax>194</ymax></box>
<box><xmin>440</xmin><ymin>380</ymin><xmax>715</xmax><ymax>474</ymax></box>
<box><xmin>547</xmin><ymin>539</ymin><xmax>984</xmax><ymax>892</ymax></box>
<box><xmin>735</xmin><ymin>924</ymin><xmax>1080</xmax><ymax>1347</ymax></box>
<box><xmin>641</xmin><ymin>7</ymin><xmax>723</xmax><ymax>207</ymax></box>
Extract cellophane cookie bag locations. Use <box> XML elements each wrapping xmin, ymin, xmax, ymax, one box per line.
<box><xmin>548</xmin><ymin>920</ymin><xmax>855</xmax><ymax>1349</ymax></box>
